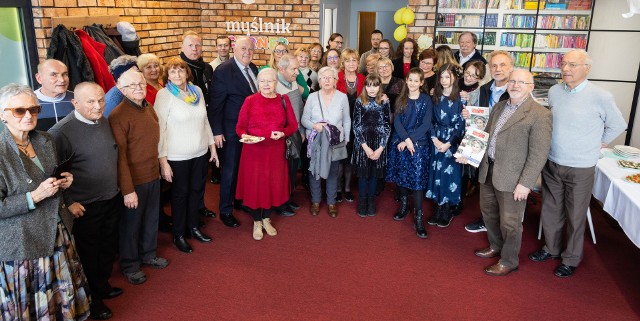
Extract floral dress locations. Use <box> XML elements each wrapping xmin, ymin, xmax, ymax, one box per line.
<box><xmin>386</xmin><ymin>93</ymin><xmax>434</xmax><ymax>190</ymax></box>
<box><xmin>426</xmin><ymin>95</ymin><xmax>465</xmax><ymax>205</ymax></box>
<box><xmin>351</xmin><ymin>97</ymin><xmax>391</xmax><ymax>178</ymax></box>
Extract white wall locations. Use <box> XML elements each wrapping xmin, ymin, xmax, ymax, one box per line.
<box><xmin>320</xmin><ymin>0</ymin><xmax>351</xmax><ymax>49</ymax></box>
<box><xmin>589</xmin><ymin>0</ymin><xmax>640</xmax><ymax>147</ymax></box>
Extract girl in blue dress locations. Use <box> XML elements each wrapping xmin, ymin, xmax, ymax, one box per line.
<box><xmin>351</xmin><ymin>74</ymin><xmax>391</xmax><ymax>217</ymax></box>
<box><xmin>386</xmin><ymin>68</ymin><xmax>434</xmax><ymax>239</ymax></box>
<box><xmin>426</xmin><ymin>63</ymin><xmax>465</xmax><ymax>228</ymax></box>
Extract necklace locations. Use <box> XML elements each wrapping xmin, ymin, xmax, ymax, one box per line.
<box><xmin>16</xmin><ymin>137</ymin><xmax>32</xmax><ymax>158</ymax></box>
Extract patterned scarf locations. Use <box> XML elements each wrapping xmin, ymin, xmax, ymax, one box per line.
<box><xmin>166</xmin><ymin>81</ymin><xmax>201</xmax><ymax>105</ymax></box>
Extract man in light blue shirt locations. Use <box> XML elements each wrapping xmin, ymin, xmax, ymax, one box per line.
<box><xmin>529</xmin><ymin>49</ymin><xmax>627</xmax><ymax>278</ymax></box>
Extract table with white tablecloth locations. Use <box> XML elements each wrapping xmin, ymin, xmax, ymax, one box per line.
<box><xmin>593</xmin><ymin>152</ymin><xmax>640</xmax><ymax>248</ymax></box>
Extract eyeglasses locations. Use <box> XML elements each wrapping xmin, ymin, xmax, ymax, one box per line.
<box><xmin>331</xmin><ymin>40</ymin><xmax>343</xmax><ymax>45</ymax></box>
<box><xmin>560</xmin><ymin>62</ymin><xmax>589</xmax><ymax>69</ymax></box>
<box><xmin>319</xmin><ymin>76</ymin><xmax>335</xmax><ymax>81</ymax></box>
<box><xmin>327</xmin><ymin>56</ymin><xmax>339</xmax><ymax>61</ymax></box>
<box><xmin>274</xmin><ymin>49</ymin><xmax>288</xmax><ymax>54</ymax></box>
<box><xmin>4</xmin><ymin>105</ymin><xmax>42</xmax><ymax>118</ymax></box>
<box><xmin>123</xmin><ymin>83</ymin><xmax>146</xmax><ymax>90</ymax></box>
<box><xmin>310</xmin><ymin>49</ymin><xmax>322</xmax><ymax>54</ymax></box>
<box><xmin>507</xmin><ymin>80</ymin><xmax>534</xmax><ymax>86</ymax></box>
<box><xmin>463</xmin><ymin>72</ymin><xmax>479</xmax><ymax>79</ymax></box>
<box><xmin>378</xmin><ymin>65</ymin><xmax>390</xmax><ymax>70</ymax></box>
<box><xmin>420</xmin><ymin>61</ymin><xmax>434</xmax><ymax>66</ymax></box>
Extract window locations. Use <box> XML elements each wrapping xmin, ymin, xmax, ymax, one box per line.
<box><xmin>0</xmin><ymin>1</ymin><xmax>38</xmax><ymax>88</ymax></box>
<box><xmin>322</xmin><ymin>5</ymin><xmax>337</xmax><ymax>47</ymax></box>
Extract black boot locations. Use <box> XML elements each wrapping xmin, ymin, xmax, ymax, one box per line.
<box><xmin>393</xmin><ymin>196</ymin><xmax>409</xmax><ymax>221</ymax></box>
<box><xmin>357</xmin><ymin>196</ymin><xmax>368</xmax><ymax>217</ymax></box>
<box><xmin>427</xmin><ymin>204</ymin><xmax>440</xmax><ymax>226</ymax></box>
<box><xmin>414</xmin><ymin>209</ymin><xmax>428</xmax><ymax>239</ymax></box>
<box><xmin>451</xmin><ymin>199</ymin><xmax>463</xmax><ymax>217</ymax></box>
<box><xmin>437</xmin><ymin>203</ymin><xmax>453</xmax><ymax>228</ymax></box>
<box><xmin>367</xmin><ymin>196</ymin><xmax>376</xmax><ymax>217</ymax></box>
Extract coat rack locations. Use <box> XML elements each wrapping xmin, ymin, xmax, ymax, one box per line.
<box><xmin>51</xmin><ymin>15</ymin><xmax>121</xmax><ymax>31</ymax></box>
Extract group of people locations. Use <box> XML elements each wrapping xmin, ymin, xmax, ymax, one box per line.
<box><xmin>0</xmin><ymin>28</ymin><xmax>628</xmax><ymax>321</ymax></box>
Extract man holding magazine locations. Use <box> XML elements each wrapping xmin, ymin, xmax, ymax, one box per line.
<box><xmin>458</xmin><ymin>69</ymin><xmax>552</xmax><ymax>276</ymax></box>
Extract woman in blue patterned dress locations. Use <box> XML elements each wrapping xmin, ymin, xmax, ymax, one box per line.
<box><xmin>351</xmin><ymin>74</ymin><xmax>391</xmax><ymax>217</ymax></box>
<box><xmin>426</xmin><ymin>64</ymin><xmax>466</xmax><ymax>228</ymax></box>
<box><xmin>386</xmin><ymin>68</ymin><xmax>433</xmax><ymax>239</ymax></box>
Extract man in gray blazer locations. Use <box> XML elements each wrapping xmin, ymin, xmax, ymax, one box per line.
<box><xmin>466</xmin><ymin>69</ymin><xmax>552</xmax><ymax>276</ymax></box>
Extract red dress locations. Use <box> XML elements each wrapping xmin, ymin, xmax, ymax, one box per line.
<box><xmin>235</xmin><ymin>93</ymin><xmax>298</xmax><ymax>210</ymax></box>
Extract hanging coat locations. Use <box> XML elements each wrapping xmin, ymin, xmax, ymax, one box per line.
<box><xmin>74</xmin><ymin>30</ymin><xmax>116</xmax><ymax>93</ymax></box>
<box><xmin>83</xmin><ymin>24</ymin><xmax>125</xmax><ymax>64</ymax></box>
<box><xmin>47</xmin><ymin>25</ymin><xmax>94</xmax><ymax>90</ymax></box>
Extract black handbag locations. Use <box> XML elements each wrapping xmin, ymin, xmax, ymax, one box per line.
<box><xmin>282</xmin><ymin>96</ymin><xmax>300</xmax><ymax>160</ymax></box>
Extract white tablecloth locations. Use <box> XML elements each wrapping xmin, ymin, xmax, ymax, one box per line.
<box><xmin>593</xmin><ymin>154</ymin><xmax>640</xmax><ymax>247</ymax></box>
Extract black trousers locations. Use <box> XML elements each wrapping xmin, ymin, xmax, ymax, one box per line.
<box><xmin>120</xmin><ymin>179</ymin><xmax>160</xmax><ymax>273</ymax></box>
<box><xmin>169</xmin><ymin>154</ymin><xmax>208</xmax><ymax>236</ymax></box>
<box><xmin>219</xmin><ymin>130</ymin><xmax>242</xmax><ymax>214</ymax></box>
<box><xmin>73</xmin><ymin>193</ymin><xmax>123</xmax><ymax>301</ymax></box>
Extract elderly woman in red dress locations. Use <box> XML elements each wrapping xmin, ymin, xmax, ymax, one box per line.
<box><xmin>236</xmin><ymin>68</ymin><xmax>298</xmax><ymax>240</ymax></box>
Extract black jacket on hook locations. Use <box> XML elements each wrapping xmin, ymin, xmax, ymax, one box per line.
<box><xmin>47</xmin><ymin>24</ymin><xmax>94</xmax><ymax>90</ymax></box>
<box><xmin>84</xmin><ymin>24</ymin><xmax>125</xmax><ymax>64</ymax></box>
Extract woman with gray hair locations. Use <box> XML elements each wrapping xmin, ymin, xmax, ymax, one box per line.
<box><xmin>301</xmin><ymin>66</ymin><xmax>351</xmax><ymax>217</ymax></box>
<box><xmin>235</xmin><ymin>68</ymin><xmax>298</xmax><ymax>240</ymax></box>
<box><xmin>104</xmin><ymin>55</ymin><xmax>139</xmax><ymax>117</ymax></box>
<box><xmin>0</xmin><ymin>84</ymin><xmax>91</xmax><ymax>320</ymax></box>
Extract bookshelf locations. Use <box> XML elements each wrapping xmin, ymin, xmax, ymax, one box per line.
<box><xmin>434</xmin><ymin>0</ymin><xmax>594</xmax><ymax>79</ymax></box>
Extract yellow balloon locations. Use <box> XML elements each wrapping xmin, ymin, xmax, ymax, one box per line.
<box><xmin>394</xmin><ymin>7</ymin><xmax>407</xmax><ymax>25</ymax></box>
<box><xmin>402</xmin><ymin>8</ymin><xmax>415</xmax><ymax>25</ymax></box>
<box><xmin>394</xmin><ymin>25</ymin><xmax>407</xmax><ymax>42</ymax></box>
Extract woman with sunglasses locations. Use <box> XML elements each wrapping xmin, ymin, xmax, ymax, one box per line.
<box><xmin>0</xmin><ymin>84</ymin><xmax>90</xmax><ymax>320</ymax></box>
<box><xmin>262</xmin><ymin>42</ymin><xmax>310</xmax><ymax>100</ymax></box>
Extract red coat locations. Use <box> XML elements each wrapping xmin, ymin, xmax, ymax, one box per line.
<box><xmin>336</xmin><ymin>71</ymin><xmax>365</xmax><ymax>96</ymax></box>
<box><xmin>235</xmin><ymin>93</ymin><xmax>298</xmax><ymax>210</ymax></box>
<box><xmin>74</xmin><ymin>30</ymin><xmax>116</xmax><ymax>92</ymax></box>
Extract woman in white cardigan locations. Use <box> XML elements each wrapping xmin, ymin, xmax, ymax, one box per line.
<box><xmin>154</xmin><ymin>57</ymin><xmax>218</xmax><ymax>254</ymax></box>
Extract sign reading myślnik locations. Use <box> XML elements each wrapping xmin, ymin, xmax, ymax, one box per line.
<box><xmin>225</xmin><ymin>17</ymin><xmax>292</xmax><ymax>49</ymax></box>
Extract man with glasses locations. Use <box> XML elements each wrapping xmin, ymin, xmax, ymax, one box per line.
<box><xmin>34</xmin><ymin>59</ymin><xmax>75</xmax><ymax>131</ymax></box>
<box><xmin>529</xmin><ymin>49</ymin><xmax>626</xmax><ymax>278</ymax></box>
<box><xmin>109</xmin><ymin>69</ymin><xmax>168</xmax><ymax>285</ymax></box>
<box><xmin>210</xmin><ymin>36</ymin><xmax>232</xmax><ymax>71</ymax></box>
<box><xmin>209</xmin><ymin>36</ymin><xmax>259</xmax><ymax>228</ymax></box>
<box><xmin>462</xmin><ymin>69</ymin><xmax>552</xmax><ymax>276</ymax></box>
<box><xmin>359</xmin><ymin>30</ymin><xmax>383</xmax><ymax>73</ymax></box>
<box><xmin>454</xmin><ymin>31</ymin><xmax>487</xmax><ymax>67</ymax></box>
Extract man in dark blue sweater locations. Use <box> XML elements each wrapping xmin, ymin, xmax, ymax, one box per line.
<box><xmin>34</xmin><ymin>59</ymin><xmax>74</xmax><ymax>131</ymax></box>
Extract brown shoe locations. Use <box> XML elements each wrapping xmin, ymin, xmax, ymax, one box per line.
<box><xmin>484</xmin><ymin>262</ymin><xmax>518</xmax><ymax>276</ymax></box>
<box><xmin>328</xmin><ymin>204</ymin><xmax>338</xmax><ymax>218</ymax></box>
<box><xmin>310</xmin><ymin>203</ymin><xmax>320</xmax><ymax>216</ymax></box>
<box><xmin>475</xmin><ymin>247</ymin><xmax>500</xmax><ymax>258</ymax></box>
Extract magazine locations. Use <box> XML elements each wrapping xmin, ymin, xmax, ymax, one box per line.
<box><xmin>455</xmin><ymin>128</ymin><xmax>490</xmax><ymax>168</ymax></box>
<box><xmin>465</xmin><ymin>106</ymin><xmax>490</xmax><ymax>131</ymax></box>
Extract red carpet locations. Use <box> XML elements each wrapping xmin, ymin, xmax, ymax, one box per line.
<box><xmin>105</xmin><ymin>182</ymin><xmax>640</xmax><ymax>320</ymax></box>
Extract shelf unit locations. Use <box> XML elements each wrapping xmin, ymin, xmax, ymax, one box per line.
<box><xmin>434</xmin><ymin>0</ymin><xmax>596</xmax><ymax>83</ymax></box>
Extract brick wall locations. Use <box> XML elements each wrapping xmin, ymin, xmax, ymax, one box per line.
<box><xmin>31</xmin><ymin>0</ymin><xmax>321</xmax><ymax>66</ymax></box>
<box><xmin>408</xmin><ymin>0</ymin><xmax>437</xmax><ymax>41</ymax></box>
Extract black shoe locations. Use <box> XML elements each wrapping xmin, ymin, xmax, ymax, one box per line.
<box><xmin>367</xmin><ymin>196</ymin><xmax>376</xmax><ymax>217</ymax></box>
<box><xmin>436</xmin><ymin>203</ymin><xmax>453</xmax><ymax>228</ymax></box>
<box><xmin>233</xmin><ymin>203</ymin><xmax>251</xmax><ymax>213</ymax></box>
<box><xmin>278</xmin><ymin>208</ymin><xmax>296</xmax><ymax>217</ymax></box>
<box><xmin>288</xmin><ymin>201</ymin><xmax>301</xmax><ymax>211</ymax></box>
<box><xmin>554</xmin><ymin>264</ymin><xmax>577</xmax><ymax>278</ymax></box>
<box><xmin>101</xmin><ymin>287</ymin><xmax>123</xmax><ymax>299</ymax></box>
<box><xmin>199</xmin><ymin>207</ymin><xmax>216</xmax><ymax>218</ymax></box>
<box><xmin>464</xmin><ymin>218</ymin><xmax>487</xmax><ymax>233</ymax></box>
<box><xmin>336</xmin><ymin>192</ymin><xmax>343</xmax><ymax>203</ymax></box>
<box><xmin>414</xmin><ymin>209</ymin><xmax>428</xmax><ymax>239</ymax></box>
<box><xmin>220</xmin><ymin>213</ymin><xmax>240</xmax><ymax>228</ymax></box>
<box><xmin>357</xmin><ymin>197</ymin><xmax>368</xmax><ymax>217</ymax></box>
<box><xmin>451</xmin><ymin>202</ymin><xmax>463</xmax><ymax>216</ymax></box>
<box><xmin>173</xmin><ymin>236</ymin><xmax>193</xmax><ymax>253</ymax></box>
<box><xmin>427</xmin><ymin>205</ymin><xmax>440</xmax><ymax>226</ymax></box>
<box><xmin>190</xmin><ymin>227</ymin><xmax>212</xmax><ymax>243</ymax></box>
<box><xmin>393</xmin><ymin>196</ymin><xmax>409</xmax><ymax>221</ymax></box>
<box><xmin>529</xmin><ymin>248</ymin><xmax>560</xmax><ymax>262</ymax></box>
<box><xmin>89</xmin><ymin>303</ymin><xmax>112</xmax><ymax>320</ymax></box>
<box><xmin>344</xmin><ymin>191</ymin><xmax>354</xmax><ymax>202</ymax></box>
<box><xmin>210</xmin><ymin>176</ymin><xmax>220</xmax><ymax>184</ymax></box>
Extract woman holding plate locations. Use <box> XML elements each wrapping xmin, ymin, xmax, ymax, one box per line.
<box><xmin>236</xmin><ymin>68</ymin><xmax>298</xmax><ymax>241</ymax></box>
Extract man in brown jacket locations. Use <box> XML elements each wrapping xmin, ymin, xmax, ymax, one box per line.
<box><xmin>464</xmin><ymin>69</ymin><xmax>552</xmax><ymax>276</ymax></box>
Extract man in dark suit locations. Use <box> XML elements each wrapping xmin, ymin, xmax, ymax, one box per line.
<box><xmin>454</xmin><ymin>31</ymin><xmax>487</xmax><ymax>68</ymax></box>
<box><xmin>464</xmin><ymin>69</ymin><xmax>552</xmax><ymax>276</ymax></box>
<box><xmin>463</xmin><ymin>50</ymin><xmax>513</xmax><ymax>233</ymax></box>
<box><xmin>209</xmin><ymin>37</ymin><xmax>258</xmax><ymax>228</ymax></box>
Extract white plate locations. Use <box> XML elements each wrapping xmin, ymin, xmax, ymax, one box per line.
<box><xmin>239</xmin><ymin>136</ymin><xmax>265</xmax><ymax>144</ymax></box>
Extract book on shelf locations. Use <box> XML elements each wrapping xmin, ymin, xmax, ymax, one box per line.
<box><xmin>465</xmin><ymin>106</ymin><xmax>490</xmax><ymax>131</ymax></box>
<box><xmin>534</xmin><ymin>34</ymin><xmax>587</xmax><ymax>49</ymax></box>
<box><xmin>454</xmin><ymin>128</ymin><xmax>489</xmax><ymax>168</ymax></box>
<box><xmin>546</xmin><ymin>0</ymin><xmax>567</xmax><ymax>9</ymax></box>
<box><xmin>567</xmin><ymin>0</ymin><xmax>592</xmax><ymax>10</ymax></box>
<box><xmin>537</xmin><ymin>15</ymin><xmax>590</xmax><ymax>29</ymax></box>
<box><xmin>503</xmin><ymin>14</ymin><xmax>537</xmax><ymax>28</ymax></box>
<box><xmin>525</xmin><ymin>0</ymin><xmax>545</xmax><ymax>10</ymax></box>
